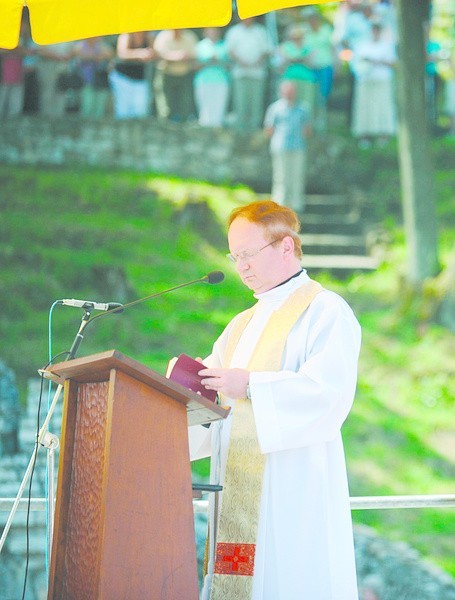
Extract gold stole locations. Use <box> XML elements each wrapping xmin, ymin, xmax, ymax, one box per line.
<box><xmin>210</xmin><ymin>279</ymin><xmax>323</xmax><ymax>599</ymax></box>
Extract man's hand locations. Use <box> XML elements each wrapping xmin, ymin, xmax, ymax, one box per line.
<box><xmin>198</xmin><ymin>368</ymin><xmax>250</xmax><ymax>399</ymax></box>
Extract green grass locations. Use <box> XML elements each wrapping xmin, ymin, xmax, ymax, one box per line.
<box><xmin>0</xmin><ymin>167</ymin><xmax>253</xmax><ymax>381</ymax></box>
<box><xmin>0</xmin><ymin>164</ymin><xmax>454</xmax><ymax>577</ymax></box>
<box><xmin>320</xmin><ymin>244</ymin><xmax>455</xmax><ymax>576</ymax></box>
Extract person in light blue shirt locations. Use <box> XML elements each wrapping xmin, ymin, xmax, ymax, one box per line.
<box><xmin>264</xmin><ymin>80</ymin><xmax>311</xmax><ymax>213</ymax></box>
<box><xmin>194</xmin><ymin>28</ymin><xmax>230</xmax><ymax>127</ymax></box>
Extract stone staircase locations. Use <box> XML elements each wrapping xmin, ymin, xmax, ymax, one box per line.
<box><xmin>299</xmin><ymin>194</ymin><xmax>381</xmax><ymax>274</ymax></box>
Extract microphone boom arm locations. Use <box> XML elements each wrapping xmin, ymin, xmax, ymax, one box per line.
<box><xmin>87</xmin><ymin>272</ymin><xmax>223</xmax><ymax>325</ymax></box>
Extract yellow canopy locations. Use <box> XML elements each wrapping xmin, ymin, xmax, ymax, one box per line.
<box><xmin>0</xmin><ymin>0</ymin><xmax>337</xmax><ymax>50</ymax></box>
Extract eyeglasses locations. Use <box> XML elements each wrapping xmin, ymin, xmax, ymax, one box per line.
<box><xmin>226</xmin><ymin>239</ymin><xmax>281</xmax><ymax>263</ymax></box>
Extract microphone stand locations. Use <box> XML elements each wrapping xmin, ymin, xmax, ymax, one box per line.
<box><xmin>0</xmin><ymin>307</ymin><xmax>93</xmax><ymax>559</ymax></box>
<box><xmin>0</xmin><ymin>272</ymin><xmax>224</xmax><ymax>560</ymax></box>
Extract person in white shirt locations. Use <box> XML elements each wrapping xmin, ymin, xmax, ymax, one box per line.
<box><xmin>190</xmin><ymin>200</ymin><xmax>361</xmax><ymax>600</ymax></box>
<box><xmin>225</xmin><ymin>18</ymin><xmax>271</xmax><ymax>133</ymax></box>
<box><xmin>351</xmin><ymin>20</ymin><xmax>397</xmax><ymax>147</ymax></box>
<box><xmin>194</xmin><ymin>27</ymin><xmax>230</xmax><ymax>128</ymax></box>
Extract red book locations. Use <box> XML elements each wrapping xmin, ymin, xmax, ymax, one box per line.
<box><xmin>168</xmin><ymin>354</ymin><xmax>217</xmax><ymax>403</ymax></box>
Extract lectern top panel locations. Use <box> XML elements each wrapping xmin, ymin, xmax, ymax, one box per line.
<box><xmin>48</xmin><ymin>349</ymin><xmax>230</xmax><ymax>426</ymax></box>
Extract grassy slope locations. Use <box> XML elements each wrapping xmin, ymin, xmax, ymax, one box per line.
<box><xmin>322</xmin><ymin>258</ymin><xmax>455</xmax><ymax>576</ymax></box>
<box><xmin>0</xmin><ymin>167</ymin><xmax>254</xmax><ymax>378</ymax></box>
<box><xmin>0</xmin><ymin>165</ymin><xmax>454</xmax><ymax>576</ymax></box>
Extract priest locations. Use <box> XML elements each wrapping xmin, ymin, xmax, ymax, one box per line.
<box><xmin>191</xmin><ymin>200</ymin><xmax>360</xmax><ymax>600</ymax></box>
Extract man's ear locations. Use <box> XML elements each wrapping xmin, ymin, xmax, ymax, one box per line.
<box><xmin>282</xmin><ymin>235</ymin><xmax>295</xmax><ymax>258</ymax></box>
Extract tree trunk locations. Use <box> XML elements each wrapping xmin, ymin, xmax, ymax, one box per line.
<box><xmin>395</xmin><ymin>0</ymin><xmax>439</xmax><ymax>284</ymax></box>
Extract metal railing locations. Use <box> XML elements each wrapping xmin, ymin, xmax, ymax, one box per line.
<box><xmin>1</xmin><ymin>494</ymin><xmax>455</xmax><ymax>514</ymax></box>
<box><xmin>196</xmin><ymin>494</ymin><xmax>455</xmax><ymax>513</ymax></box>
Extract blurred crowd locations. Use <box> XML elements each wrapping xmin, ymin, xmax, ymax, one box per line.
<box><xmin>1</xmin><ymin>0</ymin><xmax>454</xmax><ymax>142</ymax></box>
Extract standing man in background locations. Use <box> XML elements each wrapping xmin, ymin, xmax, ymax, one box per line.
<box><xmin>225</xmin><ymin>18</ymin><xmax>270</xmax><ymax>134</ymax></box>
<box><xmin>190</xmin><ymin>200</ymin><xmax>361</xmax><ymax>599</ymax></box>
<box><xmin>264</xmin><ymin>80</ymin><xmax>311</xmax><ymax>213</ymax></box>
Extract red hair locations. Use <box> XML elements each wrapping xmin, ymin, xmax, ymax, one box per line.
<box><xmin>228</xmin><ymin>200</ymin><xmax>303</xmax><ymax>258</ymax></box>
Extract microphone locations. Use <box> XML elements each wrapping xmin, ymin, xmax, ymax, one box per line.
<box><xmin>203</xmin><ymin>271</ymin><xmax>225</xmax><ymax>285</ymax></box>
<box><xmin>59</xmin><ymin>299</ymin><xmax>124</xmax><ymax>313</ymax></box>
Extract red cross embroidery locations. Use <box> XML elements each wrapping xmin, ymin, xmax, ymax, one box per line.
<box><xmin>214</xmin><ymin>542</ymin><xmax>255</xmax><ymax>576</ymax></box>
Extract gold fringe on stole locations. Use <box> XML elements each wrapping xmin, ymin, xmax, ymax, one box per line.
<box><xmin>210</xmin><ymin>280</ymin><xmax>323</xmax><ymax>599</ymax></box>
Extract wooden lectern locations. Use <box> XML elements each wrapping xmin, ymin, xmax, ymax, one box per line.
<box><xmin>47</xmin><ymin>350</ymin><xmax>229</xmax><ymax>600</ymax></box>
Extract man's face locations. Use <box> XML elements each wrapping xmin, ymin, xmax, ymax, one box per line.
<box><xmin>228</xmin><ymin>218</ymin><xmax>289</xmax><ymax>293</ymax></box>
<box><xmin>280</xmin><ymin>81</ymin><xmax>297</xmax><ymax>103</ymax></box>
